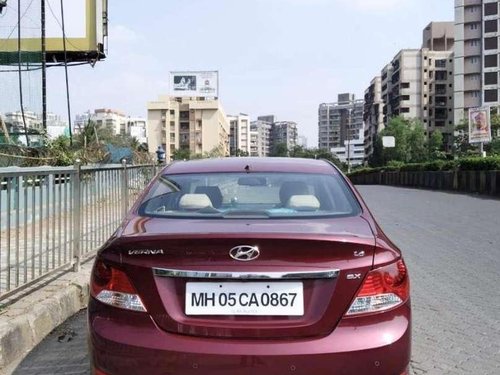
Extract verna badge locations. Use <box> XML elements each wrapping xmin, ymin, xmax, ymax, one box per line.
<box><xmin>229</xmin><ymin>245</ymin><xmax>260</xmax><ymax>261</ymax></box>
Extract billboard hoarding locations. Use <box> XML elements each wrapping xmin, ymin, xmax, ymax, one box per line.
<box><xmin>0</xmin><ymin>0</ymin><xmax>107</xmax><ymax>63</ymax></box>
<box><xmin>170</xmin><ymin>71</ymin><xmax>218</xmax><ymax>98</ymax></box>
<box><xmin>468</xmin><ymin>107</ymin><xmax>492</xmax><ymax>144</ymax></box>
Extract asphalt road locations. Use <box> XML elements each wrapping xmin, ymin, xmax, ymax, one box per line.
<box><xmin>13</xmin><ymin>186</ymin><xmax>500</xmax><ymax>375</ymax></box>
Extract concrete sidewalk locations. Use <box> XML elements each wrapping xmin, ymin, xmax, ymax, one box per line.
<box><xmin>0</xmin><ymin>260</ymin><xmax>93</xmax><ymax>375</ymax></box>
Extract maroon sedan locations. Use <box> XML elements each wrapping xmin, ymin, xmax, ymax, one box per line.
<box><xmin>88</xmin><ymin>157</ymin><xmax>411</xmax><ymax>375</ymax></box>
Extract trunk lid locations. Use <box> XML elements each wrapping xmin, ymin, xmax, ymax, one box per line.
<box><xmin>105</xmin><ymin>216</ymin><xmax>375</xmax><ymax>338</ymax></box>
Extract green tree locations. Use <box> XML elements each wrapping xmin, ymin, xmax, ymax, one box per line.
<box><xmin>407</xmin><ymin>121</ymin><xmax>427</xmax><ymax>162</ymax></box>
<box><xmin>372</xmin><ymin>117</ymin><xmax>428</xmax><ymax>165</ymax></box>
<box><xmin>46</xmin><ymin>135</ymin><xmax>74</xmax><ymax>166</ymax></box>
<box><xmin>234</xmin><ymin>149</ymin><xmax>249</xmax><ymax>157</ymax></box>
<box><xmin>428</xmin><ymin>130</ymin><xmax>444</xmax><ymax>160</ymax></box>
<box><xmin>172</xmin><ymin>148</ymin><xmax>191</xmax><ymax>160</ymax></box>
<box><xmin>270</xmin><ymin>143</ymin><xmax>289</xmax><ymax>157</ymax></box>
<box><xmin>378</xmin><ymin>116</ymin><xmax>410</xmax><ymax>163</ymax></box>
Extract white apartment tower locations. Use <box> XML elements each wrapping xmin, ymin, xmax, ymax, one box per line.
<box><xmin>455</xmin><ymin>0</ymin><xmax>500</xmax><ymax>122</ymax></box>
<box><xmin>318</xmin><ymin>93</ymin><xmax>364</xmax><ymax>151</ymax></box>
<box><xmin>250</xmin><ymin>120</ymin><xmax>272</xmax><ymax>157</ymax></box>
<box><xmin>228</xmin><ymin>114</ymin><xmax>251</xmax><ymax>156</ymax></box>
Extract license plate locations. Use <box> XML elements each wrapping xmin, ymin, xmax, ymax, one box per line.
<box><xmin>185</xmin><ymin>282</ymin><xmax>304</xmax><ymax>316</ymax></box>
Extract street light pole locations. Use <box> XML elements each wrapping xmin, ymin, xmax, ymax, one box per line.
<box><xmin>347</xmin><ymin>108</ymin><xmax>352</xmax><ymax>174</ymax></box>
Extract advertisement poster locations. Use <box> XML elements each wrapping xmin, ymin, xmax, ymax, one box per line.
<box><xmin>170</xmin><ymin>71</ymin><xmax>218</xmax><ymax>98</ymax></box>
<box><xmin>468</xmin><ymin>107</ymin><xmax>492</xmax><ymax>144</ymax></box>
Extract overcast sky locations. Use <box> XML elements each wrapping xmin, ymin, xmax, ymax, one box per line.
<box><xmin>47</xmin><ymin>0</ymin><xmax>454</xmax><ymax>147</ymax></box>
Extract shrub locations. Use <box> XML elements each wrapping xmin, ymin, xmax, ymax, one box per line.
<box><xmin>458</xmin><ymin>157</ymin><xmax>500</xmax><ymax>171</ymax></box>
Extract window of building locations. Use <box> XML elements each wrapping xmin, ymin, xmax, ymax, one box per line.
<box><xmin>485</xmin><ymin>2</ymin><xmax>498</xmax><ymax>16</ymax></box>
<box><xmin>436</xmin><ymin>84</ymin><xmax>446</xmax><ymax>95</ymax></box>
<box><xmin>435</xmin><ymin>71</ymin><xmax>447</xmax><ymax>80</ymax></box>
<box><xmin>484</xmin><ymin>89</ymin><xmax>498</xmax><ymax>102</ymax></box>
<box><xmin>469</xmin><ymin>40</ymin><xmax>480</xmax><ymax>47</ymax></box>
<box><xmin>485</xmin><ymin>71</ymin><xmax>498</xmax><ymax>85</ymax></box>
<box><xmin>469</xmin><ymin>23</ymin><xmax>479</xmax><ymax>30</ymax></box>
<box><xmin>170</xmin><ymin>110</ymin><xmax>175</xmax><ymax>115</ymax></box>
<box><xmin>485</xmin><ymin>54</ymin><xmax>498</xmax><ymax>68</ymax></box>
<box><xmin>401</xmin><ymin>95</ymin><xmax>410</xmax><ymax>101</ymax></box>
<box><xmin>401</xmin><ymin>82</ymin><xmax>410</xmax><ymax>89</ymax></box>
<box><xmin>435</xmin><ymin>121</ymin><xmax>445</xmax><ymax>127</ymax></box>
<box><xmin>485</xmin><ymin>37</ymin><xmax>498</xmax><ymax>50</ymax></box>
<box><xmin>435</xmin><ymin>59</ymin><xmax>446</xmax><ymax>68</ymax></box>
<box><xmin>485</xmin><ymin>19</ymin><xmax>498</xmax><ymax>33</ymax></box>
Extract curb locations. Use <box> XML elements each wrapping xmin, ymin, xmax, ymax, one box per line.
<box><xmin>0</xmin><ymin>261</ymin><xmax>93</xmax><ymax>374</ymax></box>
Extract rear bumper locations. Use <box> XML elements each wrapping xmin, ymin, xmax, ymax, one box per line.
<box><xmin>88</xmin><ymin>298</ymin><xmax>411</xmax><ymax>375</ymax></box>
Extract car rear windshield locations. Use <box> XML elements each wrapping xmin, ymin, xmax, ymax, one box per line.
<box><xmin>138</xmin><ymin>172</ymin><xmax>361</xmax><ymax>219</ymax></box>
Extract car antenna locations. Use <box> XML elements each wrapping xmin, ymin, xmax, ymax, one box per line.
<box><xmin>244</xmin><ymin>165</ymin><xmax>250</xmax><ymax>173</ymax></box>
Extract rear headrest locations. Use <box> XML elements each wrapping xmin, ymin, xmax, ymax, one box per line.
<box><xmin>286</xmin><ymin>195</ymin><xmax>320</xmax><ymax>211</ymax></box>
<box><xmin>194</xmin><ymin>186</ymin><xmax>223</xmax><ymax>208</ymax></box>
<box><xmin>179</xmin><ymin>194</ymin><xmax>213</xmax><ymax>210</ymax></box>
<box><xmin>279</xmin><ymin>181</ymin><xmax>309</xmax><ymax>205</ymax></box>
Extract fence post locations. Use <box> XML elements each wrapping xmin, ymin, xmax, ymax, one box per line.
<box><xmin>122</xmin><ymin>159</ymin><xmax>129</xmax><ymax>218</ymax></box>
<box><xmin>72</xmin><ymin>160</ymin><xmax>81</xmax><ymax>272</ymax></box>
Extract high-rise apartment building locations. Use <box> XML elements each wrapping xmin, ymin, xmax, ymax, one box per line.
<box><xmin>455</xmin><ymin>0</ymin><xmax>500</xmax><ymax>122</ymax></box>
<box><xmin>250</xmin><ymin>120</ymin><xmax>272</xmax><ymax>157</ymax></box>
<box><xmin>365</xmin><ymin>22</ymin><xmax>455</xmax><ymax>152</ymax></box>
<box><xmin>318</xmin><ymin>93</ymin><xmax>364</xmax><ymax>153</ymax></box>
<box><xmin>228</xmin><ymin>114</ymin><xmax>251</xmax><ymax>155</ymax></box>
<box><xmin>364</xmin><ymin>77</ymin><xmax>384</xmax><ymax>161</ymax></box>
<box><xmin>147</xmin><ymin>96</ymin><xmax>229</xmax><ymax>162</ymax></box>
<box><xmin>272</xmin><ymin>121</ymin><xmax>298</xmax><ymax>152</ymax></box>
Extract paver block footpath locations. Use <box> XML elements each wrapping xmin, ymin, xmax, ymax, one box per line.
<box><xmin>0</xmin><ymin>260</ymin><xmax>94</xmax><ymax>374</ymax></box>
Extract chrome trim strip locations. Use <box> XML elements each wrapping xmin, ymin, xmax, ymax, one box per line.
<box><xmin>153</xmin><ymin>268</ymin><xmax>340</xmax><ymax>280</ymax></box>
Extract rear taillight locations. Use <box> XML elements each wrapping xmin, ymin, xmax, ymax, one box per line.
<box><xmin>90</xmin><ymin>259</ymin><xmax>146</xmax><ymax>312</ymax></box>
<box><xmin>346</xmin><ymin>259</ymin><xmax>409</xmax><ymax>316</ymax></box>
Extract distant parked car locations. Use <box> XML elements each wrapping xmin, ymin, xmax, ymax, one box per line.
<box><xmin>88</xmin><ymin>157</ymin><xmax>411</xmax><ymax>375</ymax></box>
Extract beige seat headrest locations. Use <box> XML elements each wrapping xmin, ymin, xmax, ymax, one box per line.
<box><xmin>179</xmin><ymin>194</ymin><xmax>213</xmax><ymax>210</ymax></box>
<box><xmin>286</xmin><ymin>195</ymin><xmax>320</xmax><ymax>211</ymax></box>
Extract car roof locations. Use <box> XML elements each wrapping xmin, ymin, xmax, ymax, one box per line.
<box><xmin>163</xmin><ymin>157</ymin><xmax>339</xmax><ymax>175</ymax></box>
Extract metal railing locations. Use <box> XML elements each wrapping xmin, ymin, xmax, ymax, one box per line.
<box><xmin>0</xmin><ymin>161</ymin><xmax>159</xmax><ymax>301</ymax></box>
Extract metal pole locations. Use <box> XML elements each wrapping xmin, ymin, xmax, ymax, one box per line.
<box><xmin>60</xmin><ymin>0</ymin><xmax>73</xmax><ymax>145</ymax></box>
<box><xmin>41</xmin><ymin>0</ymin><xmax>47</xmax><ymax>134</ymax></box>
<box><xmin>72</xmin><ymin>160</ymin><xmax>81</xmax><ymax>272</ymax></box>
<box><xmin>347</xmin><ymin>109</ymin><xmax>352</xmax><ymax>174</ymax></box>
<box><xmin>121</xmin><ymin>159</ymin><xmax>129</xmax><ymax>218</ymax></box>
<box><xmin>17</xmin><ymin>0</ymin><xmax>30</xmax><ymax>146</ymax></box>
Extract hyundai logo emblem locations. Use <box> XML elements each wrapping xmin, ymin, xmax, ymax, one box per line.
<box><xmin>229</xmin><ymin>245</ymin><xmax>260</xmax><ymax>262</ymax></box>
